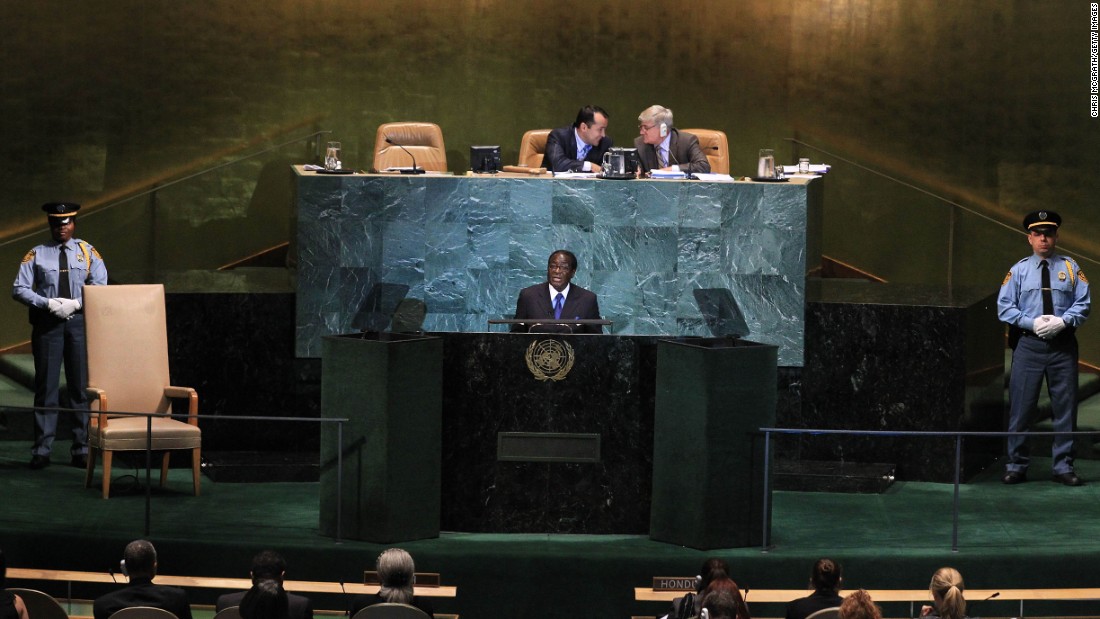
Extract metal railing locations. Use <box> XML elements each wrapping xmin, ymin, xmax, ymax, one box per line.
<box><xmin>760</xmin><ymin>426</ymin><xmax>1100</xmax><ymax>553</ymax></box>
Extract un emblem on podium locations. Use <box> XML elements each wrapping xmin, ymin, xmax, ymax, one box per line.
<box><xmin>525</xmin><ymin>339</ymin><xmax>575</xmax><ymax>381</ymax></box>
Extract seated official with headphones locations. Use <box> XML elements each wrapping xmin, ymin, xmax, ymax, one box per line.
<box><xmin>634</xmin><ymin>104</ymin><xmax>711</xmax><ymax>176</ymax></box>
<box><xmin>93</xmin><ymin>540</ymin><xmax>192</xmax><ymax>619</ymax></box>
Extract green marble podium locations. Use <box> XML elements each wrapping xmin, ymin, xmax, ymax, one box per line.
<box><xmin>319</xmin><ymin>332</ymin><xmax>442</xmax><ymax>542</ymax></box>
<box><xmin>650</xmin><ymin>337</ymin><xmax>777</xmax><ymax>549</ymax></box>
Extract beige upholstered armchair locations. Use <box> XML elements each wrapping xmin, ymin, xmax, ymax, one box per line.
<box><xmin>682</xmin><ymin>128</ymin><xmax>730</xmax><ymax>174</ymax></box>
<box><xmin>83</xmin><ymin>284</ymin><xmax>202</xmax><ymax>499</ymax></box>
<box><xmin>517</xmin><ymin>129</ymin><xmax>551</xmax><ymax>168</ymax></box>
<box><xmin>371</xmin><ymin>122</ymin><xmax>448</xmax><ymax>172</ymax></box>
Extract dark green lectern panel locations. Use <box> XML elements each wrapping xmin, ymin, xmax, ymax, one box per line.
<box><xmin>319</xmin><ymin>332</ymin><xmax>442</xmax><ymax>542</ymax></box>
<box><xmin>650</xmin><ymin>337</ymin><xmax>777</xmax><ymax>549</ymax></box>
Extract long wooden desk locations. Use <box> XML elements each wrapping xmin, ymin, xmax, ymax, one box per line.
<box><xmin>9</xmin><ymin>568</ymin><xmax>457</xmax><ymax>598</ymax></box>
<box><xmin>636</xmin><ymin>587</ymin><xmax>1100</xmax><ymax>603</ymax></box>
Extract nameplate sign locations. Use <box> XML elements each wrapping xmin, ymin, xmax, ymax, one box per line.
<box><xmin>651</xmin><ymin>576</ymin><xmax>695</xmax><ymax>591</ymax></box>
<box><xmin>364</xmin><ymin>571</ymin><xmax>441</xmax><ymax>587</ymax></box>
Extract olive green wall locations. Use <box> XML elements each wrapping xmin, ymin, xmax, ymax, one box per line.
<box><xmin>1</xmin><ymin>0</ymin><xmax>1097</xmax><ymax>361</ymax></box>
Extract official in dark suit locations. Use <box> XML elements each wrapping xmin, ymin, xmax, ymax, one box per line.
<box><xmin>216</xmin><ymin>550</ymin><xmax>312</xmax><ymax>619</ymax></box>
<box><xmin>512</xmin><ymin>249</ymin><xmax>602</xmax><ymax>334</ymax></box>
<box><xmin>93</xmin><ymin>540</ymin><xmax>192</xmax><ymax>619</ymax></box>
<box><xmin>633</xmin><ymin>104</ymin><xmax>711</xmax><ymax>175</ymax></box>
<box><xmin>541</xmin><ymin>105</ymin><xmax>613</xmax><ymax>173</ymax></box>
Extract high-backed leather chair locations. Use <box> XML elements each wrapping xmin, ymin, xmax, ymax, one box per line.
<box><xmin>682</xmin><ymin>128</ymin><xmax>730</xmax><ymax>174</ymax></box>
<box><xmin>517</xmin><ymin>129</ymin><xmax>551</xmax><ymax>168</ymax></box>
<box><xmin>108</xmin><ymin>607</ymin><xmax>180</xmax><ymax>619</ymax></box>
<box><xmin>371</xmin><ymin>122</ymin><xmax>447</xmax><ymax>172</ymax></box>
<box><xmin>83</xmin><ymin>284</ymin><xmax>202</xmax><ymax>499</ymax></box>
<box><xmin>5</xmin><ymin>588</ymin><xmax>68</xmax><ymax>619</ymax></box>
<box><xmin>351</xmin><ymin>604</ymin><xmax>431</xmax><ymax>619</ymax></box>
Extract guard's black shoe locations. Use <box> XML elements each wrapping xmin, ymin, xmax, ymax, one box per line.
<box><xmin>71</xmin><ymin>453</ymin><xmax>88</xmax><ymax>469</ymax></box>
<box><xmin>1002</xmin><ymin>470</ymin><xmax>1026</xmax><ymax>484</ymax></box>
<box><xmin>1053</xmin><ymin>472</ymin><xmax>1083</xmax><ymax>486</ymax></box>
<box><xmin>29</xmin><ymin>455</ymin><xmax>51</xmax><ymax>470</ymax></box>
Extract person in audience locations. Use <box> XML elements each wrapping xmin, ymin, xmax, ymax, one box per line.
<box><xmin>1</xmin><ymin>548</ymin><xmax>30</xmax><ymax>619</ymax></box>
<box><xmin>93</xmin><ymin>540</ymin><xmax>192</xmax><ymax>619</ymax></box>
<box><xmin>349</xmin><ymin>548</ymin><xmax>433</xmax><ymax>617</ymax></box>
<box><xmin>633</xmin><ymin>105</ymin><xmax>711</xmax><ymax>176</ymax></box>
<box><xmin>785</xmin><ymin>558</ymin><xmax>844</xmax><ymax>619</ymax></box>
<box><xmin>919</xmin><ymin>567</ymin><xmax>966</xmax><ymax>619</ymax></box>
<box><xmin>997</xmin><ymin>210</ymin><xmax>1090</xmax><ymax>486</ymax></box>
<box><xmin>698</xmin><ymin>578</ymin><xmax>751</xmax><ymax>619</ymax></box>
<box><xmin>542</xmin><ymin>105</ymin><xmax>613</xmax><ymax>173</ymax></box>
<box><xmin>839</xmin><ymin>590</ymin><xmax>882</xmax><ymax>619</ymax></box>
<box><xmin>239</xmin><ymin>579</ymin><xmax>289</xmax><ymax>619</ymax></box>
<box><xmin>699</xmin><ymin>589</ymin><xmax>741</xmax><ymax>619</ymax></box>
<box><xmin>664</xmin><ymin>558</ymin><xmax>731</xmax><ymax>619</ymax></box>
<box><xmin>216</xmin><ymin>550</ymin><xmax>312</xmax><ymax>619</ymax></box>
<box><xmin>511</xmin><ymin>249</ymin><xmax>602</xmax><ymax>334</ymax></box>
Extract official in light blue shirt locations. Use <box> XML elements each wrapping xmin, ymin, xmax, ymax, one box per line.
<box><xmin>997</xmin><ymin>210</ymin><xmax>1090</xmax><ymax>486</ymax></box>
<box><xmin>12</xmin><ymin>202</ymin><xmax>108</xmax><ymax>470</ymax></box>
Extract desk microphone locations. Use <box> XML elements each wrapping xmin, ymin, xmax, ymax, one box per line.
<box><xmin>109</xmin><ymin>566</ymin><xmax>117</xmax><ymax>583</ymax></box>
<box><xmin>339</xmin><ymin>580</ymin><xmax>350</xmax><ymax>616</ymax></box>
<box><xmin>668</xmin><ymin>150</ymin><xmax>697</xmax><ymax>180</ymax></box>
<box><xmin>384</xmin><ymin>136</ymin><xmax>425</xmax><ymax>174</ymax></box>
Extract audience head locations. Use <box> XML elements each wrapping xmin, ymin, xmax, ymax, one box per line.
<box><xmin>697</xmin><ymin>557</ymin><xmax>731</xmax><ymax>593</ymax></box>
<box><xmin>810</xmin><ymin>558</ymin><xmax>843</xmax><ymax>592</ymax></box>
<box><xmin>700</xmin><ymin>589</ymin><xmax>740</xmax><ymax>619</ymax></box>
<box><xmin>638</xmin><ymin>105</ymin><xmax>674</xmax><ymax>145</ymax></box>
<box><xmin>929</xmin><ymin>567</ymin><xmax>966</xmax><ymax>619</ymax></box>
<box><xmin>376</xmin><ymin>548</ymin><xmax>416</xmax><ymax>604</ymax></box>
<box><xmin>839</xmin><ymin>589</ymin><xmax>882</xmax><ymax>619</ymax></box>
<box><xmin>123</xmin><ymin>539</ymin><xmax>158</xmax><ymax>579</ymax></box>
<box><xmin>240</xmin><ymin>578</ymin><xmax>289</xmax><ymax>619</ymax></box>
<box><xmin>700</xmin><ymin>577</ymin><xmax>750</xmax><ymax>619</ymax></box>
<box><xmin>250</xmin><ymin>550</ymin><xmax>288</xmax><ymax>584</ymax></box>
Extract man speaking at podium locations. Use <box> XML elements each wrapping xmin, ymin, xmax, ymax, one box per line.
<box><xmin>512</xmin><ymin>250</ymin><xmax>602</xmax><ymax>333</ymax></box>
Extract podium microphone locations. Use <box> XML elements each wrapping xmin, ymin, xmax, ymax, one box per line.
<box><xmin>384</xmin><ymin>136</ymin><xmax>425</xmax><ymax>174</ymax></box>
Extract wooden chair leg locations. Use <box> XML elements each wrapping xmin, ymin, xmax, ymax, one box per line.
<box><xmin>160</xmin><ymin>452</ymin><xmax>171</xmax><ymax>487</ymax></box>
<box><xmin>101</xmin><ymin>450</ymin><xmax>113</xmax><ymax>499</ymax></box>
<box><xmin>192</xmin><ymin>447</ymin><xmax>202</xmax><ymax>496</ymax></box>
<box><xmin>84</xmin><ymin>447</ymin><xmax>98</xmax><ymax>488</ymax></box>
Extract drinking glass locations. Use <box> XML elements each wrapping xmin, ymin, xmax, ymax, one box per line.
<box><xmin>798</xmin><ymin>158</ymin><xmax>810</xmax><ymax>174</ymax></box>
<box><xmin>325</xmin><ymin>142</ymin><xmax>342</xmax><ymax>171</ymax></box>
<box><xmin>757</xmin><ymin>149</ymin><xmax>775</xmax><ymax>179</ymax></box>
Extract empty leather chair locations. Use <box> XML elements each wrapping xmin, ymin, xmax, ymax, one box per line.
<box><xmin>517</xmin><ymin>129</ymin><xmax>551</xmax><ymax>168</ymax></box>
<box><xmin>681</xmin><ymin>128</ymin><xmax>730</xmax><ymax>174</ymax></box>
<box><xmin>371</xmin><ymin>122</ymin><xmax>447</xmax><ymax>172</ymax></box>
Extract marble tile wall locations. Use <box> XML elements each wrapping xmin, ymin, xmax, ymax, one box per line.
<box><xmin>295</xmin><ymin>173</ymin><xmax>820</xmax><ymax>365</ymax></box>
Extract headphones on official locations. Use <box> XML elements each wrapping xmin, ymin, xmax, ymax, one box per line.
<box><xmin>119</xmin><ymin>559</ymin><xmax>128</xmax><ymax>577</ymax></box>
<box><xmin>659</xmin><ymin>122</ymin><xmax>668</xmax><ymax>138</ymax></box>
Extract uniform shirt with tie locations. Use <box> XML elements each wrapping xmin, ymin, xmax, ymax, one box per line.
<box><xmin>997</xmin><ymin>253</ymin><xmax>1090</xmax><ymax>333</ymax></box>
<box><xmin>13</xmin><ymin>238</ymin><xmax>108</xmax><ymax>315</ymax></box>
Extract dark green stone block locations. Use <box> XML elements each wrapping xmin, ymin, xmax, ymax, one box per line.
<box><xmin>319</xmin><ymin>332</ymin><xmax>442</xmax><ymax>542</ymax></box>
<box><xmin>650</xmin><ymin>337</ymin><xmax>777</xmax><ymax>549</ymax></box>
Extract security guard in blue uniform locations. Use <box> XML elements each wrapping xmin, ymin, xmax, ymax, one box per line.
<box><xmin>997</xmin><ymin>210</ymin><xmax>1090</xmax><ymax>486</ymax></box>
<box><xmin>12</xmin><ymin>202</ymin><xmax>108</xmax><ymax>470</ymax></box>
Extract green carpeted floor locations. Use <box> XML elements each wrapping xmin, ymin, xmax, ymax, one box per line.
<box><xmin>5</xmin><ymin>437</ymin><xmax>1100</xmax><ymax>619</ymax></box>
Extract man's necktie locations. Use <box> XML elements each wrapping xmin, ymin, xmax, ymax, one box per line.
<box><xmin>1041</xmin><ymin>260</ymin><xmax>1054</xmax><ymax>315</ymax></box>
<box><xmin>658</xmin><ymin>146</ymin><xmax>668</xmax><ymax>168</ymax></box>
<box><xmin>579</xmin><ymin>144</ymin><xmax>590</xmax><ymax>161</ymax></box>
<box><xmin>553</xmin><ymin>293</ymin><xmax>564</xmax><ymax>319</ymax></box>
<box><xmin>58</xmin><ymin>245</ymin><xmax>71</xmax><ymax>299</ymax></box>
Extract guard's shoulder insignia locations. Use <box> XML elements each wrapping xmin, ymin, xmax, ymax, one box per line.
<box><xmin>91</xmin><ymin>247</ymin><xmax>102</xmax><ymax>260</ymax></box>
<box><xmin>21</xmin><ymin>250</ymin><xmax>34</xmax><ymax>264</ymax></box>
<box><xmin>1080</xmin><ymin>269</ymin><xmax>1089</xmax><ymax>284</ymax></box>
<box><xmin>1002</xmin><ymin>271</ymin><xmax>1012</xmax><ymax>286</ymax></box>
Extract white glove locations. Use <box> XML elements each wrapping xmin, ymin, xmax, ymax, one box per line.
<box><xmin>1046</xmin><ymin>316</ymin><xmax>1067</xmax><ymax>338</ymax></box>
<box><xmin>60</xmin><ymin>298</ymin><xmax>81</xmax><ymax>319</ymax></box>
<box><xmin>47</xmin><ymin>298</ymin><xmax>65</xmax><ymax>318</ymax></box>
<box><xmin>1032</xmin><ymin>315</ymin><xmax>1055</xmax><ymax>338</ymax></box>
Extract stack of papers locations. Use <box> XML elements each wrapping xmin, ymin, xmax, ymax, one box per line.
<box><xmin>649</xmin><ymin>170</ymin><xmax>687</xmax><ymax>179</ymax></box>
<box><xmin>552</xmin><ymin>171</ymin><xmax>598</xmax><ymax>178</ymax></box>
<box><xmin>780</xmin><ymin>164</ymin><xmax>831</xmax><ymax>174</ymax></box>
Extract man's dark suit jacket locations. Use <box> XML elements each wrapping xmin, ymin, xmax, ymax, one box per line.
<box><xmin>93</xmin><ymin>578</ymin><xmax>193</xmax><ymax>619</ymax></box>
<box><xmin>512</xmin><ymin>283</ymin><xmax>602</xmax><ymax>334</ymax></box>
<box><xmin>633</xmin><ymin>128</ymin><xmax>711</xmax><ymax>175</ymax></box>
<box><xmin>541</xmin><ymin>126</ymin><xmax>613</xmax><ymax>173</ymax></box>
<box><xmin>216</xmin><ymin>588</ymin><xmax>313</xmax><ymax>619</ymax></box>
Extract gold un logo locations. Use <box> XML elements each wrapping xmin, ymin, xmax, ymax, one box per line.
<box><xmin>525</xmin><ymin>339</ymin><xmax>575</xmax><ymax>381</ymax></box>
